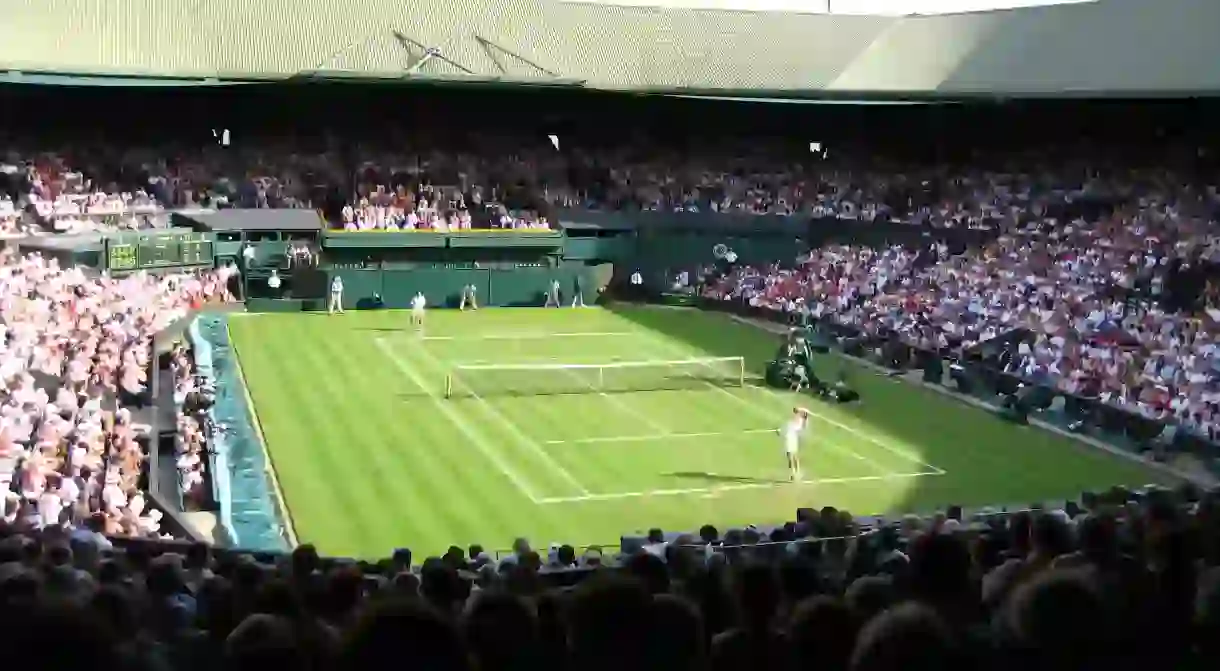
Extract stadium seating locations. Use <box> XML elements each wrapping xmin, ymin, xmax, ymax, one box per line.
<box><xmin>4</xmin><ymin>86</ymin><xmax>1220</xmax><ymax>669</ymax></box>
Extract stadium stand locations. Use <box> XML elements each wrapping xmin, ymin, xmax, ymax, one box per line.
<box><xmin>3</xmin><ymin>33</ymin><xmax>1220</xmax><ymax>671</ymax></box>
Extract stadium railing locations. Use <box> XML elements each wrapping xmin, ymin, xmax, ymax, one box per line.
<box><xmin>189</xmin><ymin>318</ymin><xmax>235</xmax><ymax>544</ymax></box>
<box><xmin>141</xmin><ymin>312</ymin><xmax>208</xmax><ymax>543</ymax></box>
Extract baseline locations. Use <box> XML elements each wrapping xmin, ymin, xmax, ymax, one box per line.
<box><xmin>371</xmin><ymin>337</ymin><xmax>545</xmax><ymax>502</ymax></box>
<box><xmin>535</xmin><ymin>470</ymin><xmax>945</xmax><ymax>504</ymax></box>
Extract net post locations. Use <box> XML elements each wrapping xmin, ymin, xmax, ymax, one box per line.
<box><xmin>738</xmin><ymin>357</ymin><xmax>745</xmax><ymax>387</ymax></box>
<box><xmin>444</xmin><ymin>373</ymin><xmax>452</xmax><ymax>399</ymax></box>
<box><xmin>598</xmin><ymin>366</ymin><xmax>604</xmax><ymax>390</ymax></box>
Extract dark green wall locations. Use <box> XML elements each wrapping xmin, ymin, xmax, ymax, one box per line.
<box><xmin>324</xmin><ymin>267</ymin><xmax>592</xmax><ymax>309</ymax></box>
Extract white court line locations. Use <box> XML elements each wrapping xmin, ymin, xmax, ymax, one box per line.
<box><xmin>409</xmin><ymin>338</ymin><xmax>592</xmax><ymax>496</ymax></box>
<box><xmin>554</xmin><ymin>369</ymin><xmax>673</xmax><ymax>437</ymax></box>
<box><xmin>632</xmin><ymin>331</ymin><xmax>947</xmax><ymax>475</ymax></box>
<box><xmin>422</xmin><ymin>331</ymin><xmax>634</xmax><ymax>341</ymax></box>
<box><xmin>535</xmin><ymin>470</ymin><xmax>944</xmax><ymax>504</ymax></box>
<box><xmin>446</xmin><ymin>354</ymin><xmax>671</xmax><ymax>437</ymax></box>
<box><xmin>546</xmin><ymin>428</ymin><xmax>778</xmax><ymax>445</ymax></box>
<box><xmin>371</xmin><ymin>337</ymin><xmax>543</xmax><ymax>503</ymax></box>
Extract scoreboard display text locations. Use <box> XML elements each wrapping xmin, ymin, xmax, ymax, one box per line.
<box><xmin>106</xmin><ymin>231</ymin><xmax>215</xmax><ymax>272</ymax></box>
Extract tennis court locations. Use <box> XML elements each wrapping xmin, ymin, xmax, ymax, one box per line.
<box><xmin>230</xmin><ymin>306</ymin><xmax>1179</xmax><ymax>558</ymax></box>
<box><xmin>377</xmin><ymin>326</ymin><xmax>945</xmax><ymax>504</ymax></box>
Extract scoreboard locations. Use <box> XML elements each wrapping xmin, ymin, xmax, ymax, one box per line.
<box><xmin>105</xmin><ymin>230</ymin><xmax>215</xmax><ymax>272</ymax></box>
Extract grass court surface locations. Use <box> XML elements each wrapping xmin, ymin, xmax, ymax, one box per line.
<box><xmin>228</xmin><ymin>306</ymin><xmax>1179</xmax><ymax>558</ymax></box>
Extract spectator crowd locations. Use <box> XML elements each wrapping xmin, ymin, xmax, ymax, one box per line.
<box><xmin>704</xmin><ymin>182</ymin><xmax>1220</xmax><ymax>441</ymax></box>
<box><xmin>2</xmin><ymin>479</ymin><xmax>1219</xmax><ymax>671</ymax></box>
<box><xmin>0</xmin><ymin>248</ymin><xmax>229</xmax><ymax>546</ymax></box>
<box><xmin>2</xmin><ymin>98</ymin><xmax>1220</xmax><ymax>669</ymax></box>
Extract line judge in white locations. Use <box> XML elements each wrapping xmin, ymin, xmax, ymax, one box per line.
<box><xmin>328</xmin><ymin>275</ymin><xmax>344</xmax><ymax>314</ymax></box>
<box><xmin>411</xmin><ymin>291</ymin><xmax>427</xmax><ymax>332</ymax></box>
<box><xmin>459</xmin><ymin>283</ymin><xmax>478</xmax><ymax>311</ymax></box>
<box><xmin>778</xmin><ymin>406</ymin><xmax>811</xmax><ymax>482</ymax></box>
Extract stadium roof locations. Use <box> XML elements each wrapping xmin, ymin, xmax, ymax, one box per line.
<box><xmin>1</xmin><ymin>0</ymin><xmax>1217</xmax><ymax>96</ymax></box>
<box><xmin>174</xmin><ymin>209</ymin><xmax>326</xmax><ymax>233</ymax></box>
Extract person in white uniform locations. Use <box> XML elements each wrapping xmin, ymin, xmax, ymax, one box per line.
<box><xmin>411</xmin><ymin>291</ymin><xmax>427</xmax><ymax>331</ymax></box>
<box><xmin>545</xmin><ymin>278</ymin><xmax>561</xmax><ymax>307</ymax></box>
<box><xmin>779</xmin><ymin>407</ymin><xmax>811</xmax><ymax>482</ymax></box>
<box><xmin>459</xmin><ymin>283</ymin><xmax>478</xmax><ymax>311</ymax></box>
<box><xmin>328</xmin><ymin>275</ymin><xmax>344</xmax><ymax>314</ymax></box>
<box><xmin>267</xmin><ymin>270</ymin><xmax>282</xmax><ymax>299</ymax></box>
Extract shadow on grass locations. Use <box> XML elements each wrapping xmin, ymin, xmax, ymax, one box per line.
<box><xmin>664</xmin><ymin>471</ymin><xmax>790</xmax><ymax>485</ymax></box>
<box><xmin>604</xmin><ymin>302</ymin><xmax>1167</xmax><ymax>520</ymax></box>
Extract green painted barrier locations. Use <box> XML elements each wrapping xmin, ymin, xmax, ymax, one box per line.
<box><xmin>322</xmin><ymin>267</ymin><xmax>590</xmax><ymax>309</ymax></box>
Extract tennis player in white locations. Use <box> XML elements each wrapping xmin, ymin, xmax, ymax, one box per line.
<box><xmin>411</xmin><ymin>291</ymin><xmax>427</xmax><ymax>332</ymax></box>
<box><xmin>779</xmin><ymin>407</ymin><xmax>811</xmax><ymax>482</ymax></box>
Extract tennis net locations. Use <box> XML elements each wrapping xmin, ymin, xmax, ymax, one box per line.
<box><xmin>444</xmin><ymin>357</ymin><xmax>746</xmax><ymax>398</ymax></box>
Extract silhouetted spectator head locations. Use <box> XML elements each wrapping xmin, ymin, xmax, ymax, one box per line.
<box><xmin>89</xmin><ymin>587</ymin><xmax>138</xmax><ymax>642</ymax></box>
<box><xmin>392</xmin><ymin>547</ymin><xmax>413</xmax><ymax>571</ymax></box>
<box><xmin>392</xmin><ymin>570</ymin><xmax>421</xmax><ymax>597</ymax></box>
<box><xmin>778</xmin><ymin>554</ymin><xmax>822</xmax><ymax>602</ymax></box>
<box><xmin>568</xmin><ymin>574</ymin><xmax>653</xmax><ymax>671</ymax></box>
<box><xmin>186</xmin><ymin>541</ymin><xmax>211</xmax><ymax>570</ymax></box>
<box><xmin>322</xmin><ymin>565</ymin><xmax>365</xmax><ymax>622</ymax></box>
<box><xmin>850</xmin><ymin>603</ymin><xmax>960</xmax><ymax>671</ymax></box>
<box><xmin>790</xmin><ymin>596</ymin><xmax>857</xmax><ymax>671</ymax></box>
<box><xmin>845</xmin><ymin>575</ymin><xmax>897</xmax><ymax>623</ymax></box>
<box><xmin>444</xmin><ymin>545</ymin><xmax>467</xmax><ymax>569</ymax></box>
<box><xmin>627</xmin><ymin>551</ymin><xmax>670</xmax><ymax>595</ymax></box>
<box><xmin>464</xmin><ymin>591</ymin><xmax>539</xmax><ymax>671</ymax></box>
<box><xmin>511</xmin><ymin>537</ymin><xmax>531</xmax><ymax>556</ymax></box>
<box><xmin>225</xmin><ymin>614</ymin><xmax>310</xmax><ymax>671</ymax></box>
<box><xmin>649</xmin><ymin>594</ymin><xmax>706</xmax><ymax>671</ymax></box>
<box><xmin>342</xmin><ymin>598</ymin><xmax>468</xmax><ymax>671</ymax></box>
<box><xmin>0</xmin><ymin>600</ymin><xmax>123</xmax><ymax>671</ymax></box>
<box><xmin>1076</xmin><ymin>512</ymin><xmax>1119</xmax><ymax>563</ymax></box>
<box><xmin>1030</xmin><ymin>512</ymin><xmax>1072</xmax><ymax>559</ymax></box>
<box><xmin>1008</xmin><ymin>511</ymin><xmax>1033</xmax><ymax>556</ymax></box>
<box><xmin>421</xmin><ymin>558</ymin><xmax>469</xmax><ymax>613</ymax></box>
<box><xmin>0</xmin><ymin>561</ymin><xmax>41</xmax><ymax>606</ymax></box>
<box><xmin>253</xmin><ymin>579</ymin><xmax>307</xmax><ymax>619</ymax></box>
<box><xmin>1001</xmin><ymin>569</ymin><xmax>1116</xmax><ymax>671</ymax></box>
<box><xmin>197</xmin><ymin>576</ymin><xmax>239</xmax><ymax>640</ymax></box>
<box><xmin>291</xmin><ymin>544</ymin><xmax>320</xmax><ymax>578</ymax></box>
<box><xmin>146</xmin><ymin>553</ymin><xmax>187</xmax><ymax>597</ymax></box>
<box><xmin>734</xmin><ymin>561</ymin><xmax>781</xmax><ymax>631</ymax></box>
<box><xmin>907</xmin><ymin>532</ymin><xmax>973</xmax><ymax>607</ymax></box>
